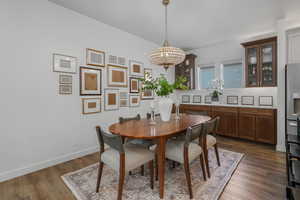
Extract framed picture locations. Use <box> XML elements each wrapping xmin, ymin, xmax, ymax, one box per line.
<box><xmin>120</xmin><ymin>99</ymin><xmax>129</xmax><ymax>107</ymax></box>
<box><xmin>227</xmin><ymin>96</ymin><xmax>239</xmax><ymax>105</ymax></box>
<box><xmin>129</xmin><ymin>60</ymin><xmax>144</xmax><ymax>77</ymax></box>
<box><xmin>144</xmin><ymin>68</ymin><xmax>153</xmax><ymax>81</ymax></box>
<box><xmin>193</xmin><ymin>95</ymin><xmax>202</xmax><ymax>103</ymax></box>
<box><xmin>80</xmin><ymin>67</ymin><xmax>102</xmax><ymax>96</ymax></box>
<box><xmin>59</xmin><ymin>74</ymin><xmax>72</xmax><ymax>84</ymax></box>
<box><xmin>241</xmin><ymin>96</ymin><xmax>254</xmax><ymax>105</ymax></box>
<box><xmin>204</xmin><ymin>96</ymin><xmax>212</xmax><ymax>104</ymax></box>
<box><xmin>86</xmin><ymin>48</ymin><xmax>105</xmax><ymax>67</ymax></box>
<box><xmin>107</xmin><ymin>65</ymin><xmax>128</xmax><ymax>87</ymax></box>
<box><xmin>119</xmin><ymin>91</ymin><xmax>129</xmax><ymax>100</ymax></box>
<box><xmin>129</xmin><ymin>95</ymin><xmax>140</xmax><ymax>107</ymax></box>
<box><xmin>141</xmin><ymin>89</ymin><xmax>154</xmax><ymax>100</ymax></box>
<box><xmin>108</xmin><ymin>55</ymin><xmax>126</xmax><ymax>67</ymax></box>
<box><xmin>59</xmin><ymin>84</ymin><xmax>72</xmax><ymax>95</ymax></box>
<box><xmin>104</xmin><ymin>89</ymin><xmax>119</xmax><ymax>110</ymax></box>
<box><xmin>182</xmin><ymin>95</ymin><xmax>190</xmax><ymax>103</ymax></box>
<box><xmin>130</xmin><ymin>77</ymin><xmax>140</xmax><ymax>93</ymax></box>
<box><xmin>53</xmin><ymin>54</ymin><xmax>77</xmax><ymax>74</ymax></box>
<box><xmin>82</xmin><ymin>98</ymin><xmax>101</xmax><ymax>114</ymax></box>
<box><xmin>259</xmin><ymin>96</ymin><xmax>273</xmax><ymax>106</ymax></box>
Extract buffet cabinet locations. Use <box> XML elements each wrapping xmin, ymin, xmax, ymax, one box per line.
<box><xmin>178</xmin><ymin>104</ymin><xmax>277</xmax><ymax>145</ymax></box>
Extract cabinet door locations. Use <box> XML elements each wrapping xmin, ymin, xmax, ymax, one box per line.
<box><xmin>260</xmin><ymin>42</ymin><xmax>277</xmax><ymax>86</ymax></box>
<box><xmin>238</xmin><ymin>114</ymin><xmax>256</xmax><ymax>140</ymax></box>
<box><xmin>213</xmin><ymin>111</ymin><xmax>238</xmax><ymax>137</ymax></box>
<box><xmin>246</xmin><ymin>46</ymin><xmax>260</xmax><ymax>87</ymax></box>
<box><xmin>256</xmin><ymin>115</ymin><xmax>275</xmax><ymax>144</ymax></box>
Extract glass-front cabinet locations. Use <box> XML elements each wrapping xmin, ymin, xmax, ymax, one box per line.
<box><xmin>242</xmin><ymin>37</ymin><xmax>277</xmax><ymax>87</ymax></box>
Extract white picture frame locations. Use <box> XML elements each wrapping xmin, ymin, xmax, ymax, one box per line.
<box><xmin>53</xmin><ymin>54</ymin><xmax>77</xmax><ymax>74</ymax></box>
<box><xmin>80</xmin><ymin>67</ymin><xmax>102</xmax><ymax>96</ymax></box>
<box><xmin>182</xmin><ymin>95</ymin><xmax>190</xmax><ymax>103</ymax></box>
<box><xmin>193</xmin><ymin>95</ymin><xmax>202</xmax><ymax>103</ymax></box>
<box><xmin>104</xmin><ymin>89</ymin><xmax>119</xmax><ymax>110</ymax></box>
<box><xmin>129</xmin><ymin>95</ymin><xmax>140</xmax><ymax>107</ymax></box>
<box><xmin>108</xmin><ymin>55</ymin><xmax>126</xmax><ymax>67</ymax></box>
<box><xmin>129</xmin><ymin>60</ymin><xmax>144</xmax><ymax>77</ymax></box>
<box><xmin>82</xmin><ymin>98</ymin><xmax>101</xmax><ymax>114</ymax></box>
<box><xmin>86</xmin><ymin>48</ymin><xmax>105</xmax><ymax>67</ymax></box>
<box><xmin>107</xmin><ymin>65</ymin><xmax>128</xmax><ymax>87</ymax></box>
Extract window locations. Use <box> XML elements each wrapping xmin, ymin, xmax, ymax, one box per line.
<box><xmin>223</xmin><ymin>63</ymin><xmax>243</xmax><ymax>88</ymax></box>
<box><xmin>199</xmin><ymin>66</ymin><xmax>215</xmax><ymax>89</ymax></box>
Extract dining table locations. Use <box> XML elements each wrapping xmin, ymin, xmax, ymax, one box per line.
<box><xmin>109</xmin><ymin>113</ymin><xmax>211</xmax><ymax>199</ymax></box>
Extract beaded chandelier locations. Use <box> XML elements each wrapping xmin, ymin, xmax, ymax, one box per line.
<box><xmin>149</xmin><ymin>0</ymin><xmax>185</xmax><ymax>70</ymax></box>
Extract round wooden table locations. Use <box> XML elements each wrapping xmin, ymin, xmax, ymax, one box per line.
<box><xmin>109</xmin><ymin>113</ymin><xmax>211</xmax><ymax>199</ymax></box>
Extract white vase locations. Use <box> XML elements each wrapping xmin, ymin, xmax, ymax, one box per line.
<box><xmin>158</xmin><ymin>97</ymin><xmax>173</xmax><ymax>122</ymax></box>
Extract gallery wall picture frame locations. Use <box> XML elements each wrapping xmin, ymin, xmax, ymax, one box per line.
<box><xmin>107</xmin><ymin>64</ymin><xmax>128</xmax><ymax>87</ymax></box>
<box><xmin>227</xmin><ymin>96</ymin><xmax>239</xmax><ymax>105</ymax></box>
<box><xmin>108</xmin><ymin>55</ymin><xmax>126</xmax><ymax>67</ymax></box>
<box><xmin>80</xmin><ymin>67</ymin><xmax>102</xmax><ymax>96</ymax></box>
<box><xmin>259</xmin><ymin>96</ymin><xmax>273</xmax><ymax>106</ymax></box>
<box><xmin>204</xmin><ymin>95</ymin><xmax>212</xmax><ymax>104</ymax></box>
<box><xmin>129</xmin><ymin>95</ymin><xmax>140</xmax><ymax>107</ymax></box>
<box><xmin>144</xmin><ymin>68</ymin><xmax>153</xmax><ymax>81</ymax></box>
<box><xmin>82</xmin><ymin>98</ymin><xmax>101</xmax><ymax>114</ymax></box>
<box><xmin>182</xmin><ymin>95</ymin><xmax>190</xmax><ymax>103</ymax></box>
<box><xmin>119</xmin><ymin>91</ymin><xmax>129</xmax><ymax>100</ymax></box>
<box><xmin>129</xmin><ymin>60</ymin><xmax>144</xmax><ymax>77</ymax></box>
<box><xmin>53</xmin><ymin>53</ymin><xmax>77</xmax><ymax>74</ymax></box>
<box><xmin>193</xmin><ymin>95</ymin><xmax>202</xmax><ymax>103</ymax></box>
<box><xmin>104</xmin><ymin>89</ymin><xmax>119</xmax><ymax>111</ymax></box>
<box><xmin>86</xmin><ymin>48</ymin><xmax>105</xmax><ymax>67</ymax></box>
<box><xmin>141</xmin><ymin>89</ymin><xmax>154</xmax><ymax>100</ymax></box>
<box><xmin>241</xmin><ymin>96</ymin><xmax>255</xmax><ymax>105</ymax></box>
<box><xmin>120</xmin><ymin>99</ymin><xmax>129</xmax><ymax>107</ymax></box>
<box><xmin>59</xmin><ymin>74</ymin><xmax>72</xmax><ymax>84</ymax></box>
<box><xmin>129</xmin><ymin>77</ymin><xmax>140</xmax><ymax>93</ymax></box>
<box><xmin>59</xmin><ymin>84</ymin><xmax>72</xmax><ymax>95</ymax></box>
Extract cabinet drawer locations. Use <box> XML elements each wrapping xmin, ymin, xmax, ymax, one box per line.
<box><xmin>239</xmin><ymin>108</ymin><xmax>258</xmax><ymax>114</ymax></box>
<box><xmin>212</xmin><ymin>106</ymin><xmax>238</xmax><ymax>113</ymax></box>
<box><xmin>256</xmin><ymin>109</ymin><xmax>274</xmax><ymax>116</ymax></box>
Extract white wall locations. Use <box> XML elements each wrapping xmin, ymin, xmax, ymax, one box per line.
<box><xmin>0</xmin><ymin>0</ymin><xmax>173</xmax><ymax>182</ymax></box>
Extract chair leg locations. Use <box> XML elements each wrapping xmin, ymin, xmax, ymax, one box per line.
<box><xmin>118</xmin><ymin>154</ymin><xmax>125</xmax><ymax>200</ymax></box>
<box><xmin>199</xmin><ymin>154</ymin><xmax>207</xmax><ymax>181</ymax></box>
<box><xmin>155</xmin><ymin>154</ymin><xmax>158</xmax><ymax>181</ymax></box>
<box><xmin>214</xmin><ymin>144</ymin><xmax>221</xmax><ymax>166</ymax></box>
<box><xmin>183</xmin><ymin>149</ymin><xmax>193</xmax><ymax>199</ymax></box>
<box><xmin>149</xmin><ymin>161</ymin><xmax>154</xmax><ymax>189</ymax></box>
<box><xmin>141</xmin><ymin>165</ymin><xmax>145</xmax><ymax>176</ymax></box>
<box><xmin>172</xmin><ymin>161</ymin><xmax>176</xmax><ymax>169</ymax></box>
<box><xmin>96</xmin><ymin>162</ymin><xmax>104</xmax><ymax>193</ymax></box>
<box><xmin>204</xmin><ymin>148</ymin><xmax>211</xmax><ymax>178</ymax></box>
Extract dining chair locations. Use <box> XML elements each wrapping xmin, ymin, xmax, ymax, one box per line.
<box><xmin>165</xmin><ymin>123</ymin><xmax>207</xmax><ymax>199</ymax></box>
<box><xmin>95</xmin><ymin>126</ymin><xmax>155</xmax><ymax>200</ymax></box>
<box><xmin>119</xmin><ymin>114</ymin><xmax>155</xmax><ymax>176</ymax></box>
<box><xmin>199</xmin><ymin>117</ymin><xmax>221</xmax><ymax>178</ymax></box>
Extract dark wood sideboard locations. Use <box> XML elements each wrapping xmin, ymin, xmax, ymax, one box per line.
<box><xmin>177</xmin><ymin>104</ymin><xmax>277</xmax><ymax>145</ymax></box>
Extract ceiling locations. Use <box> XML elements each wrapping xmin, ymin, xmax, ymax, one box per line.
<box><xmin>49</xmin><ymin>0</ymin><xmax>300</xmax><ymax>50</ymax></box>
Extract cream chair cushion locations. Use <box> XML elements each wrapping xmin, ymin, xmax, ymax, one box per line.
<box><xmin>165</xmin><ymin>140</ymin><xmax>202</xmax><ymax>164</ymax></box>
<box><xmin>101</xmin><ymin>144</ymin><xmax>155</xmax><ymax>173</ymax></box>
<box><xmin>193</xmin><ymin>134</ymin><xmax>216</xmax><ymax>149</ymax></box>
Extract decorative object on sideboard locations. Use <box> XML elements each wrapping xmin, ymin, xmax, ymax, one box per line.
<box><xmin>53</xmin><ymin>53</ymin><xmax>77</xmax><ymax>74</ymax></box>
<box><xmin>148</xmin><ymin>0</ymin><xmax>185</xmax><ymax>70</ymax></box>
<box><xmin>86</xmin><ymin>48</ymin><xmax>105</xmax><ymax>67</ymax></box>
<box><xmin>80</xmin><ymin>67</ymin><xmax>102</xmax><ymax>96</ymax></box>
<box><xmin>129</xmin><ymin>77</ymin><xmax>140</xmax><ymax>93</ymax></box>
<box><xmin>241</xmin><ymin>96</ymin><xmax>254</xmax><ymax>105</ymax></box>
<box><xmin>108</xmin><ymin>55</ymin><xmax>126</xmax><ymax>66</ymax></box>
<box><xmin>119</xmin><ymin>91</ymin><xmax>129</xmax><ymax>107</ymax></box>
<box><xmin>107</xmin><ymin>64</ymin><xmax>128</xmax><ymax>87</ymax></box>
<box><xmin>129</xmin><ymin>60</ymin><xmax>144</xmax><ymax>77</ymax></box>
<box><xmin>182</xmin><ymin>95</ymin><xmax>190</xmax><ymax>103</ymax></box>
<box><xmin>227</xmin><ymin>96</ymin><xmax>239</xmax><ymax>105</ymax></box>
<box><xmin>141</xmin><ymin>75</ymin><xmax>188</xmax><ymax>121</ymax></box>
<box><xmin>59</xmin><ymin>84</ymin><xmax>72</xmax><ymax>95</ymax></box>
<box><xmin>204</xmin><ymin>95</ymin><xmax>212</xmax><ymax>104</ymax></box>
<box><xmin>210</xmin><ymin>79</ymin><xmax>224</xmax><ymax>102</ymax></box>
<box><xmin>259</xmin><ymin>96</ymin><xmax>273</xmax><ymax>106</ymax></box>
<box><xmin>193</xmin><ymin>95</ymin><xmax>202</xmax><ymax>103</ymax></box>
<box><xmin>129</xmin><ymin>94</ymin><xmax>140</xmax><ymax>107</ymax></box>
<box><xmin>82</xmin><ymin>98</ymin><xmax>101</xmax><ymax>114</ymax></box>
<box><xmin>104</xmin><ymin>88</ymin><xmax>119</xmax><ymax>111</ymax></box>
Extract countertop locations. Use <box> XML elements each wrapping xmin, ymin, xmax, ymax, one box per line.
<box><xmin>180</xmin><ymin>102</ymin><xmax>277</xmax><ymax>109</ymax></box>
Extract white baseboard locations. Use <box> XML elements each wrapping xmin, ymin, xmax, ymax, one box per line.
<box><xmin>0</xmin><ymin>146</ymin><xmax>99</xmax><ymax>183</ymax></box>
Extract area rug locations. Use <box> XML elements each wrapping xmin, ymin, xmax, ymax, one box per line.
<box><xmin>62</xmin><ymin>148</ymin><xmax>243</xmax><ymax>200</ymax></box>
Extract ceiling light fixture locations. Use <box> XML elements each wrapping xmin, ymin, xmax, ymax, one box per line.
<box><xmin>149</xmin><ymin>0</ymin><xmax>185</xmax><ymax>70</ymax></box>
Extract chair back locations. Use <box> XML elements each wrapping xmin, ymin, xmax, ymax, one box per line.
<box><xmin>95</xmin><ymin>126</ymin><xmax>124</xmax><ymax>153</ymax></box>
<box><xmin>184</xmin><ymin>123</ymin><xmax>204</xmax><ymax>147</ymax></box>
<box><xmin>185</xmin><ymin>110</ymin><xmax>208</xmax><ymax>116</ymax></box>
<box><xmin>119</xmin><ymin>114</ymin><xmax>141</xmax><ymax>123</ymax></box>
<box><xmin>202</xmin><ymin>116</ymin><xmax>220</xmax><ymax>135</ymax></box>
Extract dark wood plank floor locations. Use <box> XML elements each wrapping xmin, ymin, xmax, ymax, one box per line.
<box><xmin>0</xmin><ymin>136</ymin><xmax>286</xmax><ymax>200</ymax></box>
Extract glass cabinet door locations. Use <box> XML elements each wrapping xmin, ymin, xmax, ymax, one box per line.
<box><xmin>246</xmin><ymin>47</ymin><xmax>259</xmax><ymax>87</ymax></box>
<box><xmin>260</xmin><ymin>43</ymin><xmax>275</xmax><ymax>86</ymax></box>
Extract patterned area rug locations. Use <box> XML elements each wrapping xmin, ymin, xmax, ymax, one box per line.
<box><xmin>62</xmin><ymin>149</ymin><xmax>243</xmax><ymax>200</ymax></box>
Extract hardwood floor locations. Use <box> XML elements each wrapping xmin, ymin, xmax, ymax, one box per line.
<box><xmin>0</xmin><ymin>136</ymin><xmax>286</xmax><ymax>200</ymax></box>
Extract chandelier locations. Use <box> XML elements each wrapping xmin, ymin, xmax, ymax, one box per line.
<box><xmin>149</xmin><ymin>0</ymin><xmax>185</xmax><ymax>70</ymax></box>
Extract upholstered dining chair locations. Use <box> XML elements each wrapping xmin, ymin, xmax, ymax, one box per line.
<box><xmin>165</xmin><ymin>123</ymin><xmax>207</xmax><ymax>199</ymax></box>
<box><xmin>199</xmin><ymin>117</ymin><xmax>221</xmax><ymax>178</ymax></box>
<box><xmin>95</xmin><ymin>126</ymin><xmax>155</xmax><ymax>200</ymax></box>
<box><xmin>119</xmin><ymin>114</ymin><xmax>155</xmax><ymax>176</ymax></box>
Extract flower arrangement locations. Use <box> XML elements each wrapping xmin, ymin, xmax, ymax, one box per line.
<box><xmin>210</xmin><ymin>79</ymin><xmax>224</xmax><ymax>101</ymax></box>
